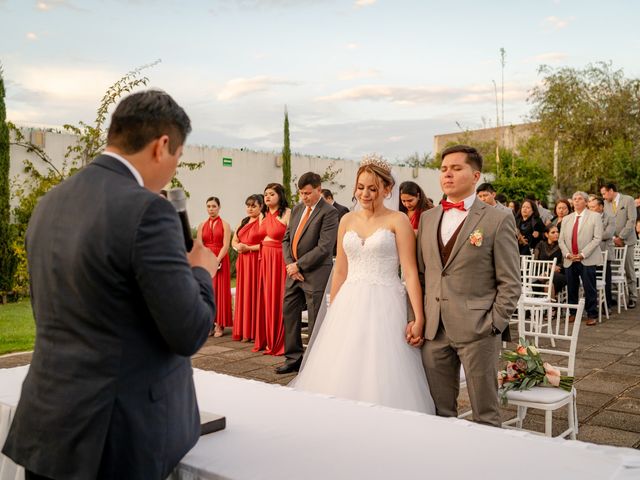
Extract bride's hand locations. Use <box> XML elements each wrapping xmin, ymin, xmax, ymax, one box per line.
<box><xmin>410</xmin><ymin>322</ymin><xmax>424</xmax><ymax>346</ymax></box>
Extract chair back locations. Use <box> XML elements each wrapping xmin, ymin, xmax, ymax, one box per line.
<box><xmin>520</xmin><ymin>255</ymin><xmax>533</xmax><ymax>281</ymax></box>
<box><xmin>517</xmin><ymin>296</ymin><xmax>585</xmax><ymax>377</ymax></box>
<box><xmin>521</xmin><ymin>258</ymin><xmax>557</xmax><ymax>301</ymax></box>
<box><xmin>611</xmin><ymin>247</ymin><xmax>627</xmax><ymax>277</ymax></box>
<box><xmin>595</xmin><ymin>250</ymin><xmax>608</xmax><ymax>282</ymax></box>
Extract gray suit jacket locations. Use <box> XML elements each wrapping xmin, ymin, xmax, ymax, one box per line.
<box><xmin>417</xmin><ymin>198</ymin><xmax>521</xmax><ymax>343</ymax></box>
<box><xmin>282</xmin><ymin>198</ymin><xmax>339</xmax><ymax>291</ymax></box>
<box><xmin>599</xmin><ymin>211</ymin><xmax>616</xmax><ymax>260</ymax></box>
<box><xmin>559</xmin><ymin>209</ymin><xmax>603</xmax><ymax>267</ymax></box>
<box><xmin>2</xmin><ymin>155</ymin><xmax>215</xmax><ymax>480</ymax></box>
<box><xmin>604</xmin><ymin>194</ymin><xmax>637</xmax><ymax>245</ymax></box>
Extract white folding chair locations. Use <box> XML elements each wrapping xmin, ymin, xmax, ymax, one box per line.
<box><xmin>634</xmin><ymin>244</ymin><xmax>640</xmax><ymax>293</ymax></box>
<box><xmin>507</xmin><ymin>256</ymin><xmax>550</xmax><ymax>339</ymax></box>
<box><xmin>611</xmin><ymin>246</ymin><xmax>628</xmax><ymax>314</ymax></box>
<box><xmin>502</xmin><ymin>297</ymin><xmax>585</xmax><ymax>439</ymax></box>
<box><xmin>595</xmin><ymin>250</ymin><xmax>609</xmax><ymax>323</ymax></box>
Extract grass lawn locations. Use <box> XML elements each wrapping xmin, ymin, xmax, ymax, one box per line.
<box><xmin>0</xmin><ymin>298</ymin><xmax>35</xmax><ymax>355</ymax></box>
<box><xmin>0</xmin><ymin>279</ymin><xmax>237</xmax><ymax>356</ymax></box>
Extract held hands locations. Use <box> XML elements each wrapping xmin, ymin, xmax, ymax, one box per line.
<box><xmin>614</xmin><ymin>237</ymin><xmax>625</xmax><ymax>247</ymax></box>
<box><xmin>405</xmin><ymin>321</ymin><xmax>425</xmax><ymax>348</ymax></box>
<box><xmin>188</xmin><ymin>239</ymin><xmax>219</xmax><ymax>277</ymax></box>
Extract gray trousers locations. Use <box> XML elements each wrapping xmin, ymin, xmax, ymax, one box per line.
<box><xmin>422</xmin><ymin>324</ymin><xmax>501</xmax><ymax>427</ymax></box>
<box><xmin>625</xmin><ymin>245</ymin><xmax>638</xmax><ymax>302</ymax></box>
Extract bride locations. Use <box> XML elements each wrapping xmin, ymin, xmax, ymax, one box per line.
<box><xmin>291</xmin><ymin>155</ymin><xmax>435</xmax><ymax>414</ymax></box>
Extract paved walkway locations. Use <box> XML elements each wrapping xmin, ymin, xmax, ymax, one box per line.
<box><xmin>2</xmin><ymin>306</ymin><xmax>639</xmax><ymax>448</ymax></box>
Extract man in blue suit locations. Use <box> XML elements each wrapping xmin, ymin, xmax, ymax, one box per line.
<box><xmin>3</xmin><ymin>90</ymin><xmax>217</xmax><ymax>479</ymax></box>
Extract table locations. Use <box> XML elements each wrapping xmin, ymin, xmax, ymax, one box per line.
<box><xmin>2</xmin><ymin>366</ymin><xmax>640</xmax><ymax>479</ymax></box>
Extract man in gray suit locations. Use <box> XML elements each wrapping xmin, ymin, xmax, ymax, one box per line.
<box><xmin>588</xmin><ymin>196</ymin><xmax>615</xmax><ymax>307</ymax></box>
<box><xmin>277</xmin><ymin>172</ymin><xmax>339</xmax><ymax>374</ymax></box>
<box><xmin>416</xmin><ymin>145</ymin><xmax>521</xmax><ymax>427</ymax></box>
<box><xmin>601</xmin><ymin>183</ymin><xmax>638</xmax><ymax>308</ymax></box>
<box><xmin>2</xmin><ymin>91</ymin><xmax>218</xmax><ymax>480</ymax></box>
<box><xmin>559</xmin><ymin>192</ymin><xmax>603</xmax><ymax>325</ymax></box>
<box><xmin>476</xmin><ymin>182</ymin><xmax>511</xmax><ymax>213</ymax></box>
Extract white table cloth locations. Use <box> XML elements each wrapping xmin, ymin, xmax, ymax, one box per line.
<box><xmin>1</xmin><ymin>365</ymin><xmax>640</xmax><ymax>480</ymax></box>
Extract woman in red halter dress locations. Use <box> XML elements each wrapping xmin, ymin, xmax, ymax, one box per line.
<box><xmin>231</xmin><ymin>194</ymin><xmax>265</xmax><ymax>342</ymax></box>
<box><xmin>253</xmin><ymin>183</ymin><xmax>290</xmax><ymax>355</ymax></box>
<box><xmin>399</xmin><ymin>181</ymin><xmax>432</xmax><ymax>234</ymax></box>
<box><xmin>198</xmin><ymin>196</ymin><xmax>233</xmax><ymax>337</ymax></box>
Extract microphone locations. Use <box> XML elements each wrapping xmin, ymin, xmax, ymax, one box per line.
<box><xmin>167</xmin><ymin>188</ymin><xmax>194</xmax><ymax>252</ymax></box>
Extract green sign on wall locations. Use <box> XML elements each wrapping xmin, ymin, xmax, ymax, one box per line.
<box><xmin>222</xmin><ymin>157</ymin><xmax>232</xmax><ymax>167</ymax></box>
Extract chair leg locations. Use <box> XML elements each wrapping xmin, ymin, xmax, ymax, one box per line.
<box><xmin>516</xmin><ymin>406</ymin><xmax>527</xmax><ymax>429</ymax></box>
<box><xmin>545</xmin><ymin>410</ymin><xmax>553</xmax><ymax>437</ymax></box>
<box><xmin>568</xmin><ymin>399</ymin><xmax>577</xmax><ymax>440</ymax></box>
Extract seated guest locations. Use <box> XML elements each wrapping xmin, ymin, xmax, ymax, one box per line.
<box><xmin>516</xmin><ymin>199</ymin><xmax>545</xmax><ymax>255</ymax></box>
<box><xmin>399</xmin><ymin>181</ymin><xmax>431</xmax><ymax>232</ymax></box>
<box><xmin>533</xmin><ymin>225</ymin><xmax>567</xmax><ymax>300</ymax></box>
<box><xmin>559</xmin><ymin>191</ymin><xmax>603</xmax><ymax>326</ymax></box>
<box><xmin>508</xmin><ymin>200</ymin><xmax>520</xmax><ymax>217</ymax></box>
<box><xmin>550</xmin><ymin>199</ymin><xmax>572</xmax><ymax>231</ymax></box>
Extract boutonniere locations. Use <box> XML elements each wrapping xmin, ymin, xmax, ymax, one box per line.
<box><xmin>469</xmin><ymin>228</ymin><xmax>483</xmax><ymax>247</ymax></box>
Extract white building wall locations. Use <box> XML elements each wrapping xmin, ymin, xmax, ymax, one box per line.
<box><xmin>10</xmin><ymin>129</ymin><xmax>445</xmax><ymax>229</ymax></box>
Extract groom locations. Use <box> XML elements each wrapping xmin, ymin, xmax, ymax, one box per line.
<box><xmin>414</xmin><ymin>145</ymin><xmax>521</xmax><ymax>427</ymax></box>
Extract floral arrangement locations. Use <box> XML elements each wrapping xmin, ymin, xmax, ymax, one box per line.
<box><xmin>497</xmin><ymin>337</ymin><xmax>574</xmax><ymax>404</ymax></box>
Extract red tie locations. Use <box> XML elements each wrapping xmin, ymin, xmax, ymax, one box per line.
<box><xmin>571</xmin><ymin>215</ymin><xmax>580</xmax><ymax>255</ymax></box>
<box><xmin>442</xmin><ymin>200</ymin><xmax>466</xmax><ymax>212</ymax></box>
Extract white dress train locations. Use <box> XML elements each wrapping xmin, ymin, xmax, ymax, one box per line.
<box><xmin>291</xmin><ymin>228</ymin><xmax>435</xmax><ymax>414</ymax></box>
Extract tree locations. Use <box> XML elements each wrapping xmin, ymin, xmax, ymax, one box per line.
<box><xmin>528</xmin><ymin>62</ymin><xmax>640</xmax><ymax>193</ymax></box>
<box><xmin>282</xmin><ymin>106</ymin><xmax>292</xmax><ymax>205</ymax></box>
<box><xmin>0</xmin><ymin>64</ymin><xmax>18</xmax><ymax>302</ymax></box>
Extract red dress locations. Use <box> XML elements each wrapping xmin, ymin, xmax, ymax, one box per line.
<box><xmin>232</xmin><ymin>220</ymin><xmax>264</xmax><ymax>341</ymax></box>
<box><xmin>202</xmin><ymin>216</ymin><xmax>233</xmax><ymax>328</ymax></box>
<box><xmin>253</xmin><ymin>211</ymin><xmax>287</xmax><ymax>355</ymax></box>
<box><xmin>409</xmin><ymin>209</ymin><xmax>423</xmax><ymax>230</ymax></box>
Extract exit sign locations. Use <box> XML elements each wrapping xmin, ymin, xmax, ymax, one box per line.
<box><xmin>222</xmin><ymin>157</ymin><xmax>232</xmax><ymax>167</ymax></box>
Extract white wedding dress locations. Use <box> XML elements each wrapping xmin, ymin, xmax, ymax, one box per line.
<box><xmin>291</xmin><ymin>228</ymin><xmax>435</xmax><ymax>414</ymax></box>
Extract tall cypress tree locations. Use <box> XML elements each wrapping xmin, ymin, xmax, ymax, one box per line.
<box><xmin>0</xmin><ymin>65</ymin><xmax>17</xmax><ymax>301</ymax></box>
<box><xmin>282</xmin><ymin>106</ymin><xmax>292</xmax><ymax>205</ymax></box>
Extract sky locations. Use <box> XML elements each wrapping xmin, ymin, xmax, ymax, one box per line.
<box><xmin>1</xmin><ymin>0</ymin><xmax>639</xmax><ymax>162</ymax></box>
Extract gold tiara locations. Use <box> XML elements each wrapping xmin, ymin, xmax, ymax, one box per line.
<box><xmin>360</xmin><ymin>153</ymin><xmax>391</xmax><ymax>173</ymax></box>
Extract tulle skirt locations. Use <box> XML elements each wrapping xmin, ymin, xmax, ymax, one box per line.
<box><xmin>291</xmin><ymin>280</ymin><xmax>435</xmax><ymax>414</ymax></box>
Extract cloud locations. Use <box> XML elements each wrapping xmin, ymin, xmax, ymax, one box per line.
<box><xmin>338</xmin><ymin>68</ymin><xmax>380</xmax><ymax>81</ymax></box>
<box><xmin>345</xmin><ymin>43</ymin><xmax>359</xmax><ymax>50</ymax></box>
<box><xmin>36</xmin><ymin>0</ymin><xmax>86</xmax><ymax>12</ymax></box>
<box><xmin>354</xmin><ymin>0</ymin><xmax>376</xmax><ymax>7</ymax></box>
<box><xmin>543</xmin><ymin>16</ymin><xmax>572</xmax><ymax>30</ymax></box>
<box><xmin>317</xmin><ymin>83</ymin><xmax>529</xmax><ymax>105</ymax></box>
<box><xmin>26</xmin><ymin>32</ymin><xmax>38</xmax><ymax>41</ymax></box>
<box><xmin>216</xmin><ymin>75</ymin><xmax>299</xmax><ymax>101</ymax></box>
<box><xmin>526</xmin><ymin>52</ymin><xmax>568</xmax><ymax>64</ymax></box>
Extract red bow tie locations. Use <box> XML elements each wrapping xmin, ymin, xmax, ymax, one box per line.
<box><xmin>442</xmin><ymin>200</ymin><xmax>466</xmax><ymax>212</ymax></box>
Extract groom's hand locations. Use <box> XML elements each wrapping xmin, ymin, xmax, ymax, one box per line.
<box><xmin>405</xmin><ymin>321</ymin><xmax>424</xmax><ymax>348</ymax></box>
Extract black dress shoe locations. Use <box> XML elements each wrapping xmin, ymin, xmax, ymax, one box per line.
<box><xmin>275</xmin><ymin>363</ymin><xmax>300</xmax><ymax>374</ymax></box>
<box><xmin>628</xmin><ymin>300</ymin><xmax>637</xmax><ymax>309</ymax></box>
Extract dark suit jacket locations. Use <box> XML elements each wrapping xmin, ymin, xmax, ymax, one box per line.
<box><xmin>2</xmin><ymin>155</ymin><xmax>215</xmax><ymax>480</ymax></box>
<box><xmin>332</xmin><ymin>201</ymin><xmax>350</xmax><ymax>221</ymax></box>
<box><xmin>282</xmin><ymin>198</ymin><xmax>338</xmax><ymax>292</ymax></box>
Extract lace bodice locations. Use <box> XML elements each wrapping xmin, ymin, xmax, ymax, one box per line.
<box><xmin>343</xmin><ymin>228</ymin><xmax>403</xmax><ymax>289</ymax></box>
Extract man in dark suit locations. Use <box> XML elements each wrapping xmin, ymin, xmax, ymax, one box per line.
<box><xmin>322</xmin><ymin>188</ymin><xmax>350</xmax><ymax>220</ymax></box>
<box><xmin>277</xmin><ymin>173</ymin><xmax>339</xmax><ymax>374</ymax></box>
<box><xmin>2</xmin><ymin>90</ymin><xmax>218</xmax><ymax>480</ymax></box>
<box><xmin>322</xmin><ymin>188</ymin><xmax>349</xmax><ymax>255</ymax></box>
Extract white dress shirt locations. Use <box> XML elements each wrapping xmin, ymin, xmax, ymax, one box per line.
<box><xmin>440</xmin><ymin>193</ymin><xmax>476</xmax><ymax>245</ymax></box>
<box><xmin>102</xmin><ymin>151</ymin><xmax>144</xmax><ymax>187</ymax></box>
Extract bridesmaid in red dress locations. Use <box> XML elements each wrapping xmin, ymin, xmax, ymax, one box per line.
<box><xmin>253</xmin><ymin>183</ymin><xmax>290</xmax><ymax>355</ymax></box>
<box><xmin>231</xmin><ymin>194</ymin><xmax>265</xmax><ymax>342</ymax></box>
<box><xmin>198</xmin><ymin>196</ymin><xmax>233</xmax><ymax>337</ymax></box>
<box><xmin>399</xmin><ymin>181</ymin><xmax>432</xmax><ymax>233</ymax></box>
